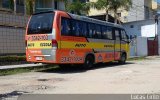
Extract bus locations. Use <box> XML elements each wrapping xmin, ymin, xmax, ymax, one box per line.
<box><xmin>25</xmin><ymin>10</ymin><xmax>130</xmax><ymax>68</ymax></box>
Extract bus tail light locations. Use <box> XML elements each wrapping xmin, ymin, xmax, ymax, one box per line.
<box><xmin>52</xmin><ymin>39</ymin><xmax>58</xmax><ymax>48</ymax></box>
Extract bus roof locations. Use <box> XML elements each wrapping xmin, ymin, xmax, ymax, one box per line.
<box><xmin>67</xmin><ymin>13</ymin><xmax>123</xmax><ymax>29</ymax></box>
<box><xmin>33</xmin><ymin>10</ymin><xmax>124</xmax><ymax>29</ymax></box>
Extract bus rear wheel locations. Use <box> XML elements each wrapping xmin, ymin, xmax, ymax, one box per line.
<box><xmin>118</xmin><ymin>53</ymin><xmax>126</xmax><ymax>64</ymax></box>
<box><xmin>82</xmin><ymin>55</ymin><xmax>94</xmax><ymax>69</ymax></box>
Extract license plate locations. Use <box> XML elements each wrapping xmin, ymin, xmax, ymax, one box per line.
<box><xmin>36</xmin><ymin>57</ymin><xmax>43</xmax><ymax>61</ymax></box>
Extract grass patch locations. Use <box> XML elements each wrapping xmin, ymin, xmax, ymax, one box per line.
<box><xmin>0</xmin><ymin>65</ymin><xmax>58</xmax><ymax>76</ymax></box>
<box><xmin>0</xmin><ymin>56</ymin><xmax>26</xmax><ymax>62</ymax></box>
<box><xmin>127</xmin><ymin>56</ymin><xmax>147</xmax><ymax>61</ymax></box>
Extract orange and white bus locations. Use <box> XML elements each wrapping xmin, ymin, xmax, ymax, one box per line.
<box><xmin>25</xmin><ymin>10</ymin><xmax>130</xmax><ymax>68</ymax></box>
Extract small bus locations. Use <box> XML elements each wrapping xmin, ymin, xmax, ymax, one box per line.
<box><xmin>25</xmin><ymin>10</ymin><xmax>130</xmax><ymax>68</ymax></box>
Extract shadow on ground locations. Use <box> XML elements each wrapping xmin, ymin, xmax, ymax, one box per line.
<box><xmin>39</xmin><ymin>62</ymin><xmax>134</xmax><ymax>74</ymax></box>
<box><xmin>0</xmin><ymin>91</ymin><xmax>29</xmax><ymax>99</ymax></box>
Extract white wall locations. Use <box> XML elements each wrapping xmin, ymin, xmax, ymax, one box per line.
<box><xmin>130</xmin><ymin>37</ymin><xmax>148</xmax><ymax>57</ymax></box>
<box><xmin>123</xmin><ymin>19</ymin><xmax>160</xmax><ymax>38</ymax></box>
<box><xmin>158</xmin><ymin>36</ymin><xmax>160</xmax><ymax>55</ymax></box>
<box><xmin>136</xmin><ymin>37</ymin><xmax>148</xmax><ymax>56</ymax></box>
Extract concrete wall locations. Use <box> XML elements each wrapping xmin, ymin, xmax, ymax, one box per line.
<box><xmin>0</xmin><ymin>27</ymin><xmax>25</xmax><ymax>54</ymax></box>
<box><xmin>0</xmin><ymin>12</ymin><xmax>28</xmax><ymax>55</ymax></box>
<box><xmin>136</xmin><ymin>37</ymin><xmax>148</xmax><ymax>56</ymax></box>
<box><xmin>35</xmin><ymin>0</ymin><xmax>66</xmax><ymax>12</ymax></box>
<box><xmin>123</xmin><ymin>19</ymin><xmax>159</xmax><ymax>38</ymax></box>
<box><xmin>130</xmin><ymin>37</ymin><xmax>148</xmax><ymax>57</ymax></box>
<box><xmin>0</xmin><ymin>13</ymin><xmax>28</xmax><ymax>28</ymax></box>
<box><xmin>158</xmin><ymin>36</ymin><xmax>160</xmax><ymax>55</ymax></box>
<box><xmin>127</xmin><ymin>0</ymin><xmax>145</xmax><ymax>22</ymax></box>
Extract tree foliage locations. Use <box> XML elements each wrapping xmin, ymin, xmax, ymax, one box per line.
<box><xmin>90</xmin><ymin>0</ymin><xmax>132</xmax><ymax>23</ymax></box>
<box><xmin>66</xmin><ymin>0</ymin><xmax>90</xmax><ymax>15</ymax></box>
<box><xmin>26</xmin><ymin>0</ymin><xmax>34</xmax><ymax>15</ymax></box>
<box><xmin>8</xmin><ymin>0</ymin><xmax>14</xmax><ymax>10</ymax></box>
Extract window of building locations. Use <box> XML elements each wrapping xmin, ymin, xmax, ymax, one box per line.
<box><xmin>54</xmin><ymin>1</ymin><xmax>58</xmax><ymax>9</ymax></box>
<box><xmin>16</xmin><ymin>0</ymin><xmax>25</xmax><ymax>14</ymax></box>
<box><xmin>2</xmin><ymin>0</ymin><xmax>10</xmax><ymax>9</ymax></box>
<box><xmin>130</xmin><ymin>25</ymin><xmax>134</xmax><ymax>28</ymax></box>
<box><xmin>16</xmin><ymin>0</ymin><xmax>24</xmax><ymax>6</ymax></box>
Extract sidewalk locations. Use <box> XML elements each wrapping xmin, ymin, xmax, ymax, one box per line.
<box><xmin>0</xmin><ymin>63</ymin><xmax>44</xmax><ymax>70</ymax></box>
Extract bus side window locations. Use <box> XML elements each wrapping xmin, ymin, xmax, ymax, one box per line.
<box><xmin>88</xmin><ymin>23</ymin><xmax>94</xmax><ymax>38</ymax></box>
<box><xmin>102</xmin><ymin>26</ymin><xmax>113</xmax><ymax>40</ymax></box>
<box><xmin>121</xmin><ymin>30</ymin><xmax>128</xmax><ymax>42</ymax></box>
<box><xmin>114</xmin><ymin>28</ymin><xmax>120</xmax><ymax>40</ymax></box>
<box><xmin>61</xmin><ymin>18</ymin><xmax>71</xmax><ymax>36</ymax></box>
<box><xmin>94</xmin><ymin>24</ymin><xmax>102</xmax><ymax>39</ymax></box>
<box><xmin>107</xmin><ymin>26</ymin><xmax>113</xmax><ymax>40</ymax></box>
<box><xmin>80</xmin><ymin>22</ymin><xmax>88</xmax><ymax>37</ymax></box>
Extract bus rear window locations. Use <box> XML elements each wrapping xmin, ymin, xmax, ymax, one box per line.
<box><xmin>28</xmin><ymin>12</ymin><xmax>54</xmax><ymax>34</ymax></box>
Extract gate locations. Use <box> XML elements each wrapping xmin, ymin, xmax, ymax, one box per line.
<box><xmin>147</xmin><ymin>36</ymin><xmax>158</xmax><ymax>56</ymax></box>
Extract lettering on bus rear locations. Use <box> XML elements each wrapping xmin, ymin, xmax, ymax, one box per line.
<box><xmin>75</xmin><ymin>44</ymin><xmax>86</xmax><ymax>48</ymax></box>
<box><xmin>27</xmin><ymin>35</ymin><xmax>48</xmax><ymax>41</ymax></box>
<box><xmin>40</xmin><ymin>43</ymin><xmax>52</xmax><ymax>47</ymax></box>
<box><xmin>27</xmin><ymin>43</ymin><xmax>34</xmax><ymax>47</ymax></box>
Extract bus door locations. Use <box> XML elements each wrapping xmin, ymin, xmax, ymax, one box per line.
<box><xmin>120</xmin><ymin>29</ymin><xmax>130</xmax><ymax>58</ymax></box>
<box><xmin>114</xmin><ymin>28</ymin><xmax>121</xmax><ymax>60</ymax></box>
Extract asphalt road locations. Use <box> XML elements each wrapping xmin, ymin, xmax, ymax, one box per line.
<box><xmin>0</xmin><ymin>56</ymin><xmax>160</xmax><ymax>99</ymax></box>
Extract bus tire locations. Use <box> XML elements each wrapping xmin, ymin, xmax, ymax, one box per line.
<box><xmin>118</xmin><ymin>53</ymin><xmax>126</xmax><ymax>64</ymax></box>
<box><xmin>83</xmin><ymin>55</ymin><xmax>94</xmax><ymax>69</ymax></box>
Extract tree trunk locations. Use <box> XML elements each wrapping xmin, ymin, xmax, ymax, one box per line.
<box><xmin>105</xmin><ymin>10</ymin><xmax>109</xmax><ymax>22</ymax></box>
<box><xmin>32</xmin><ymin>0</ymin><xmax>35</xmax><ymax>14</ymax></box>
<box><xmin>13</xmin><ymin>0</ymin><xmax>16</xmax><ymax>14</ymax></box>
<box><xmin>114</xmin><ymin>11</ymin><xmax>117</xmax><ymax>24</ymax></box>
<box><xmin>24</xmin><ymin>0</ymin><xmax>27</xmax><ymax>15</ymax></box>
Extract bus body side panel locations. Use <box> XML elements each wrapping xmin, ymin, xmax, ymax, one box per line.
<box><xmin>87</xmin><ymin>38</ymin><xmax>116</xmax><ymax>63</ymax></box>
<box><xmin>121</xmin><ymin>42</ymin><xmax>130</xmax><ymax>58</ymax></box>
<box><xmin>56</xmin><ymin>36</ymin><xmax>92</xmax><ymax>64</ymax></box>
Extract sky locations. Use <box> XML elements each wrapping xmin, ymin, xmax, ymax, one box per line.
<box><xmin>157</xmin><ymin>0</ymin><xmax>160</xmax><ymax>3</ymax></box>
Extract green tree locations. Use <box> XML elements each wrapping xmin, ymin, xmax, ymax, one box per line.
<box><xmin>109</xmin><ymin>0</ymin><xmax>132</xmax><ymax>23</ymax></box>
<box><xmin>90</xmin><ymin>0</ymin><xmax>110</xmax><ymax>21</ymax></box>
<box><xmin>66</xmin><ymin>0</ymin><xmax>90</xmax><ymax>15</ymax></box>
<box><xmin>25</xmin><ymin>0</ymin><xmax>35</xmax><ymax>15</ymax></box>
<box><xmin>8</xmin><ymin>0</ymin><xmax>14</xmax><ymax>10</ymax></box>
<box><xmin>91</xmin><ymin>0</ymin><xmax>132</xmax><ymax>23</ymax></box>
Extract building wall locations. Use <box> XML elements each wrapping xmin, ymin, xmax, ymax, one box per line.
<box><xmin>158</xmin><ymin>35</ymin><xmax>160</xmax><ymax>55</ymax></box>
<box><xmin>0</xmin><ymin>11</ymin><xmax>28</xmax><ymax>55</ymax></box>
<box><xmin>88</xmin><ymin>0</ymin><xmax>156</xmax><ymax>22</ymax></box>
<box><xmin>0</xmin><ymin>1</ymin><xmax>2</xmax><ymax>8</ymax></box>
<box><xmin>136</xmin><ymin>37</ymin><xmax>148</xmax><ymax>56</ymax></box>
<box><xmin>88</xmin><ymin>0</ymin><xmax>105</xmax><ymax>16</ymax></box>
<box><xmin>122</xmin><ymin>19</ymin><xmax>159</xmax><ymax>37</ymax></box>
<box><xmin>35</xmin><ymin>0</ymin><xmax>66</xmax><ymax>13</ymax></box>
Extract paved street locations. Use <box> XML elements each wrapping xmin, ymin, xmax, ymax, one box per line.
<box><xmin>0</xmin><ymin>56</ymin><xmax>160</xmax><ymax>98</ymax></box>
